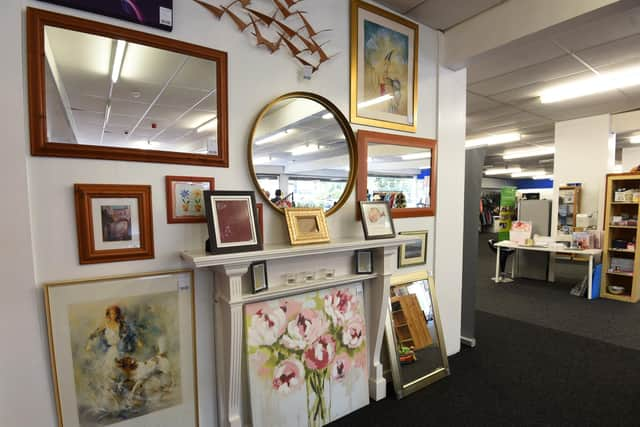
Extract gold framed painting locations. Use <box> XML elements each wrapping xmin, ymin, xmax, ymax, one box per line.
<box><xmin>350</xmin><ymin>0</ymin><xmax>419</xmax><ymax>132</ymax></box>
<box><xmin>398</xmin><ymin>230</ymin><xmax>428</xmax><ymax>267</ymax></box>
<box><xmin>284</xmin><ymin>207</ymin><xmax>330</xmax><ymax>245</ymax></box>
<box><xmin>44</xmin><ymin>270</ymin><xmax>198</xmax><ymax>427</ymax></box>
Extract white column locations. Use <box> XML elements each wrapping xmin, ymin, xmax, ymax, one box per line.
<box><xmin>215</xmin><ymin>263</ymin><xmax>251</xmax><ymax>427</ymax></box>
<box><xmin>367</xmin><ymin>246</ymin><xmax>397</xmax><ymax>400</ymax></box>
<box><xmin>552</xmin><ymin>114</ymin><xmax>613</xmax><ymax>233</ymax></box>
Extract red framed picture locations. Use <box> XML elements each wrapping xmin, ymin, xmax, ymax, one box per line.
<box><xmin>165</xmin><ymin>176</ymin><xmax>215</xmax><ymax>224</ymax></box>
<box><xmin>204</xmin><ymin>191</ymin><xmax>262</xmax><ymax>254</ymax></box>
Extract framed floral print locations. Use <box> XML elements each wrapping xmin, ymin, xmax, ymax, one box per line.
<box><xmin>44</xmin><ymin>270</ymin><xmax>198</xmax><ymax>427</ymax></box>
<box><xmin>74</xmin><ymin>184</ymin><xmax>154</xmax><ymax>264</ymax></box>
<box><xmin>350</xmin><ymin>0</ymin><xmax>419</xmax><ymax>132</ymax></box>
<box><xmin>245</xmin><ymin>283</ymin><xmax>369</xmax><ymax>427</ymax></box>
<box><xmin>203</xmin><ymin>190</ymin><xmax>262</xmax><ymax>254</ymax></box>
<box><xmin>165</xmin><ymin>176</ymin><xmax>215</xmax><ymax>223</ymax></box>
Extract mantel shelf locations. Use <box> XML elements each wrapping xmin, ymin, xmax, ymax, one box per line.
<box><xmin>181</xmin><ymin>235</ymin><xmax>416</xmax><ymax>268</ymax></box>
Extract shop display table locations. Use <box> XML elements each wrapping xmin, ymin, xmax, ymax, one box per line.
<box><xmin>494</xmin><ymin>240</ymin><xmax>602</xmax><ymax>299</ymax></box>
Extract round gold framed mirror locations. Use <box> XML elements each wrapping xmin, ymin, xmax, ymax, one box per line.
<box><xmin>248</xmin><ymin>92</ymin><xmax>357</xmax><ymax>216</ymax></box>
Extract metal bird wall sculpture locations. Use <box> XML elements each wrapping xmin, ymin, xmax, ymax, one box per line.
<box><xmin>194</xmin><ymin>0</ymin><xmax>334</xmax><ymax>74</ymax></box>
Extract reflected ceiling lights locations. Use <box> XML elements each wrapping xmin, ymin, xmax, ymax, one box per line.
<box><xmin>111</xmin><ymin>40</ymin><xmax>126</xmax><ymax>84</ymax></box>
<box><xmin>466</xmin><ymin>132</ymin><xmax>521</xmax><ymax>149</ymax></box>
<box><xmin>484</xmin><ymin>167</ymin><xmax>521</xmax><ymax>176</ymax></box>
<box><xmin>539</xmin><ymin>65</ymin><xmax>640</xmax><ymax>103</ymax></box>
<box><xmin>533</xmin><ymin>174</ymin><xmax>553</xmax><ymax>180</ymax></box>
<box><xmin>511</xmin><ymin>170</ymin><xmax>546</xmax><ymax>178</ymax></box>
<box><xmin>289</xmin><ymin>144</ymin><xmax>319</xmax><ymax>156</ymax></box>
<box><xmin>196</xmin><ymin>118</ymin><xmax>218</xmax><ymax>133</ymax></box>
<box><xmin>357</xmin><ymin>94</ymin><xmax>393</xmax><ymax>109</ymax></box>
<box><xmin>322</xmin><ymin>113</ymin><xmax>334</xmax><ymax>119</ymax></box>
<box><xmin>503</xmin><ymin>145</ymin><xmax>555</xmax><ymax>160</ymax></box>
<box><xmin>630</xmin><ymin>135</ymin><xmax>640</xmax><ymax>144</ymax></box>
<box><xmin>400</xmin><ymin>152</ymin><xmax>431</xmax><ymax>160</ymax></box>
<box><xmin>255</xmin><ymin>129</ymin><xmax>295</xmax><ymax>145</ymax></box>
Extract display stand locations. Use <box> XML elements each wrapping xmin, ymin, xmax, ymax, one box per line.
<box><xmin>557</xmin><ymin>185</ymin><xmax>581</xmax><ymax>240</ymax></box>
<box><xmin>181</xmin><ymin>236</ymin><xmax>415</xmax><ymax>427</ymax></box>
<box><xmin>601</xmin><ymin>173</ymin><xmax>640</xmax><ymax>303</ymax></box>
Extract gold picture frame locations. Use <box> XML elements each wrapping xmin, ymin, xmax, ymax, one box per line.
<box><xmin>284</xmin><ymin>207</ymin><xmax>330</xmax><ymax>245</ymax></box>
<box><xmin>398</xmin><ymin>230</ymin><xmax>428</xmax><ymax>267</ymax></box>
<box><xmin>44</xmin><ymin>270</ymin><xmax>199</xmax><ymax>427</ymax></box>
<box><xmin>350</xmin><ymin>0</ymin><xmax>419</xmax><ymax>132</ymax></box>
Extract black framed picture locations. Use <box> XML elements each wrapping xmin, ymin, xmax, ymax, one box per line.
<box><xmin>398</xmin><ymin>231</ymin><xmax>428</xmax><ymax>268</ymax></box>
<box><xmin>38</xmin><ymin>0</ymin><xmax>174</xmax><ymax>31</ymax></box>
<box><xmin>251</xmin><ymin>261</ymin><xmax>268</xmax><ymax>293</ymax></box>
<box><xmin>360</xmin><ymin>201</ymin><xmax>396</xmax><ymax>240</ymax></box>
<box><xmin>204</xmin><ymin>190</ymin><xmax>262</xmax><ymax>255</ymax></box>
<box><xmin>355</xmin><ymin>250</ymin><xmax>373</xmax><ymax>274</ymax></box>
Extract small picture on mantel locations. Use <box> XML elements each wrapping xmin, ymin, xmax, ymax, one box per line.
<box><xmin>251</xmin><ymin>261</ymin><xmax>268</xmax><ymax>293</ymax></box>
<box><xmin>355</xmin><ymin>249</ymin><xmax>373</xmax><ymax>274</ymax></box>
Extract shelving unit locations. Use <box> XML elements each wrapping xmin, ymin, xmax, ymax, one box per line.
<box><xmin>602</xmin><ymin>173</ymin><xmax>640</xmax><ymax>303</ymax></box>
<box><xmin>557</xmin><ymin>185</ymin><xmax>581</xmax><ymax>240</ymax></box>
<box><xmin>390</xmin><ymin>294</ymin><xmax>432</xmax><ymax>350</ymax></box>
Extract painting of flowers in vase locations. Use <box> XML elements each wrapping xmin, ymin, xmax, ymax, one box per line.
<box><xmin>245</xmin><ymin>283</ymin><xmax>369</xmax><ymax>427</ymax></box>
<box><xmin>165</xmin><ymin>176</ymin><xmax>214</xmax><ymax>223</ymax></box>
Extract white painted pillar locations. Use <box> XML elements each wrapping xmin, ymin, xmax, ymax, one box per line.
<box><xmin>552</xmin><ymin>114</ymin><xmax>614</xmax><ymax>234</ymax></box>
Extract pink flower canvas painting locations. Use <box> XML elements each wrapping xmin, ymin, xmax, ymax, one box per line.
<box><xmin>245</xmin><ymin>284</ymin><xmax>369</xmax><ymax>427</ymax></box>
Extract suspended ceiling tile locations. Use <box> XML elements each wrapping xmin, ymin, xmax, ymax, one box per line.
<box><xmin>375</xmin><ymin>0</ymin><xmax>424</xmax><ymax>13</ymax></box>
<box><xmin>467</xmin><ymin>92</ymin><xmax>502</xmax><ymax>113</ymax></box>
<box><xmin>578</xmin><ymin>34</ymin><xmax>640</xmax><ymax>68</ymax></box>
<box><xmin>406</xmin><ymin>0</ymin><xmax>504</xmax><ymax>31</ymax></box>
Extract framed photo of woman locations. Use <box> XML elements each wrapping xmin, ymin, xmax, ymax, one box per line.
<box><xmin>44</xmin><ymin>270</ymin><xmax>198</xmax><ymax>427</ymax></box>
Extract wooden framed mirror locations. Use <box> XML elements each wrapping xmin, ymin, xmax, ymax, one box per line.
<box><xmin>27</xmin><ymin>7</ymin><xmax>228</xmax><ymax>167</ymax></box>
<box><xmin>248</xmin><ymin>92</ymin><xmax>357</xmax><ymax>216</ymax></box>
<box><xmin>356</xmin><ymin>130</ymin><xmax>437</xmax><ymax>218</ymax></box>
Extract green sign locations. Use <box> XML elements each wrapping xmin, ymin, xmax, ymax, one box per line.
<box><xmin>498</xmin><ymin>187</ymin><xmax>517</xmax><ymax>241</ymax></box>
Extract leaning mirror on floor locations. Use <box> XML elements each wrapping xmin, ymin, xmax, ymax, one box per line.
<box><xmin>385</xmin><ymin>272</ymin><xmax>449</xmax><ymax>398</ymax></box>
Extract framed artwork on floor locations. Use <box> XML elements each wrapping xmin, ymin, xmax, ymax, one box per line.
<box><xmin>204</xmin><ymin>190</ymin><xmax>262</xmax><ymax>254</ymax></box>
<box><xmin>44</xmin><ymin>270</ymin><xmax>198</xmax><ymax>427</ymax></box>
<box><xmin>245</xmin><ymin>283</ymin><xmax>369</xmax><ymax>427</ymax></box>
<box><xmin>165</xmin><ymin>176</ymin><xmax>215</xmax><ymax>223</ymax></box>
<box><xmin>398</xmin><ymin>230</ymin><xmax>428</xmax><ymax>267</ymax></box>
<box><xmin>359</xmin><ymin>201</ymin><xmax>395</xmax><ymax>239</ymax></box>
<box><xmin>74</xmin><ymin>184</ymin><xmax>154</xmax><ymax>264</ymax></box>
<box><xmin>350</xmin><ymin>0</ymin><xmax>419</xmax><ymax>132</ymax></box>
<box><xmin>284</xmin><ymin>207</ymin><xmax>330</xmax><ymax>245</ymax></box>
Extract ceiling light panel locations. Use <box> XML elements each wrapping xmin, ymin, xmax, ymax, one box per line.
<box><xmin>503</xmin><ymin>145</ymin><xmax>555</xmax><ymax>160</ymax></box>
<box><xmin>466</xmin><ymin>132</ymin><xmax>521</xmax><ymax>149</ymax></box>
<box><xmin>484</xmin><ymin>167</ymin><xmax>521</xmax><ymax>176</ymax></box>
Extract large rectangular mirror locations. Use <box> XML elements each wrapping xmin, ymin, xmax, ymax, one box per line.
<box><xmin>385</xmin><ymin>272</ymin><xmax>449</xmax><ymax>398</ymax></box>
<box><xmin>357</xmin><ymin>130</ymin><xmax>437</xmax><ymax>218</ymax></box>
<box><xmin>27</xmin><ymin>7</ymin><xmax>228</xmax><ymax>167</ymax></box>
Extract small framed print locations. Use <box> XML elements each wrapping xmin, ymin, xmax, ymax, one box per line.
<box><xmin>251</xmin><ymin>261</ymin><xmax>268</xmax><ymax>293</ymax></box>
<box><xmin>204</xmin><ymin>190</ymin><xmax>262</xmax><ymax>254</ymax></box>
<box><xmin>398</xmin><ymin>230</ymin><xmax>428</xmax><ymax>267</ymax></box>
<box><xmin>44</xmin><ymin>270</ymin><xmax>198</xmax><ymax>427</ymax></box>
<box><xmin>359</xmin><ymin>201</ymin><xmax>395</xmax><ymax>239</ymax></box>
<box><xmin>165</xmin><ymin>176</ymin><xmax>215</xmax><ymax>223</ymax></box>
<box><xmin>74</xmin><ymin>184</ymin><xmax>154</xmax><ymax>264</ymax></box>
<box><xmin>284</xmin><ymin>207</ymin><xmax>331</xmax><ymax>245</ymax></box>
<box><xmin>355</xmin><ymin>249</ymin><xmax>373</xmax><ymax>274</ymax></box>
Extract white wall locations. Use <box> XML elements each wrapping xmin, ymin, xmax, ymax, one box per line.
<box><xmin>0</xmin><ymin>1</ymin><xmax>464</xmax><ymax>425</ymax></box>
<box><xmin>622</xmin><ymin>146</ymin><xmax>640</xmax><ymax>171</ymax></box>
<box><xmin>552</xmin><ymin>114</ymin><xmax>612</xmax><ymax>233</ymax></box>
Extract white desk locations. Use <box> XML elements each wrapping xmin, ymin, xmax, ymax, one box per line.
<box><xmin>494</xmin><ymin>240</ymin><xmax>602</xmax><ymax>299</ymax></box>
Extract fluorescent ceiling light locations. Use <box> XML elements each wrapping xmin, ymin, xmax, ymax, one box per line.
<box><xmin>540</xmin><ymin>65</ymin><xmax>640</xmax><ymax>103</ymax></box>
<box><xmin>630</xmin><ymin>135</ymin><xmax>640</xmax><ymax>144</ymax></box>
<box><xmin>503</xmin><ymin>145</ymin><xmax>555</xmax><ymax>160</ymax></box>
<box><xmin>357</xmin><ymin>94</ymin><xmax>393</xmax><ymax>109</ymax></box>
<box><xmin>253</xmin><ymin>156</ymin><xmax>270</xmax><ymax>165</ymax></box>
<box><xmin>400</xmin><ymin>152</ymin><xmax>431</xmax><ymax>160</ymax></box>
<box><xmin>466</xmin><ymin>132</ymin><xmax>521</xmax><ymax>149</ymax></box>
<box><xmin>255</xmin><ymin>129</ymin><xmax>295</xmax><ymax>146</ymax></box>
<box><xmin>111</xmin><ymin>40</ymin><xmax>127</xmax><ymax>84</ymax></box>
<box><xmin>289</xmin><ymin>144</ymin><xmax>319</xmax><ymax>156</ymax></box>
<box><xmin>512</xmin><ymin>169</ymin><xmax>546</xmax><ymax>178</ymax></box>
<box><xmin>484</xmin><ymin>167</ymin><xmax>521</xmax><ymax>176</ymax></box>
<box><xmin>322</xmin><ymin>113</ymin><xmax>333</xmax><ymax>120</ymax></box>
<box><xmin>533</xmin><ymin>174</ymin><xmax>553</xmax><ymax>180</ymax></box>
<box><xmin>104</xmin><ymin>102</ymin><xmax>112</xmax><ymax>123</ymax></box>
<box><xmin>197</xmin><ymin>118</ymin><xmax>218</xmax><ymax>133</ymax></box>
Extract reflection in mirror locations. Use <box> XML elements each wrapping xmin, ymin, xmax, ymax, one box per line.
<box><xmin>367</xmin><ymin>143</ymin><xmax>431</xmax><ymax>208</ymax></box>
<box><xmin>249</xmin><ymin>93</ymin><xmax>356</xmax><ymax>215</ymax></box>
<box><xmin>386</xmin><ymin>274</ymin><xmax>449</xmax><ymax>398</ymax></box>
<box><xmin>44</xmin><ymin>25</ymin><xmax>218</xmax><ymax>154</ymax></box>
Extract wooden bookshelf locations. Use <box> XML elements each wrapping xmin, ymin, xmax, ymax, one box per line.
<box><xmin>391</xmin><ymin>295</ymin><xmax>432</xmax><ymax>350</ymax></box>
<box><xmin>601</xmin><ymin>173</ymin><xmax>640</xmax><ymax>303</ymax></box>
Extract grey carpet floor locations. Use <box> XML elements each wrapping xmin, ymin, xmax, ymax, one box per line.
<box><xmin>475</xmin><ymin>233</ymin><xmax>640</xmax><ymax>351</ymax></box>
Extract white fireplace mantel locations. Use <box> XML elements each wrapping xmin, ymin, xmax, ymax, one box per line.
<box><xmin>181</xmin><ymin>235</ymin><xmax>415</xmax><ymax>427</ymax></box>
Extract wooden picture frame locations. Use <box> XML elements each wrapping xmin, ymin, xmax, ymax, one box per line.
<box><xmin>350</xmin><ymin>0</ymin><xmax>419</xmax><ymax>132</ymax></box>
<box><xmin>357</xmin><ymin>130</ymin><xmax>437</xmax><ymax>219</ymax></box>
<box><xmin>203</xmin><ymin>190</ymin><xmax>262</xmax><ymax>254</ymax></box>
<box><xmin>44</xmin><ymin>270</ymin><xmax>199</xmax><ymax>427</ymax></box>
<box><xmin>27</xmin><ymin>7</ymin><xmax>229</xmax><ymax>167</ymax></box>
<box><xmin>398</xmin><ymin>230</ymin><xmax>428</xmax><ymax>267</ymax></box>
<box><xmin>165</xmin><ymin>176</ymin><xmax>215</xmax><ymax>223</ymax></box>
<box><xmin>74</xmin><ymin>183</ymin><xmax>154</xmax><ymax>264</ymax></box>
<box><xmin>355</xmin><ymin>249</ymin><xmax>373</xmax><ymax>274</ymax></box>
<box><xmin>256</xmin><ymin>203</ymin><xmax>264</xmax><ymax>239</ymax></box>
<box><xmin>359</xmin><ymin>201</ymin><xmax>395</xmax><ymax>240</ymax></box>
<box><xmin>284</xmin><ymin>207</ymin><xmax>330</xmax><ymax>245</ymax></box>
<box><xmin>250</xmin><ymin>261</ymin><xmax>268</xmax><ymax>293</ymax></box>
